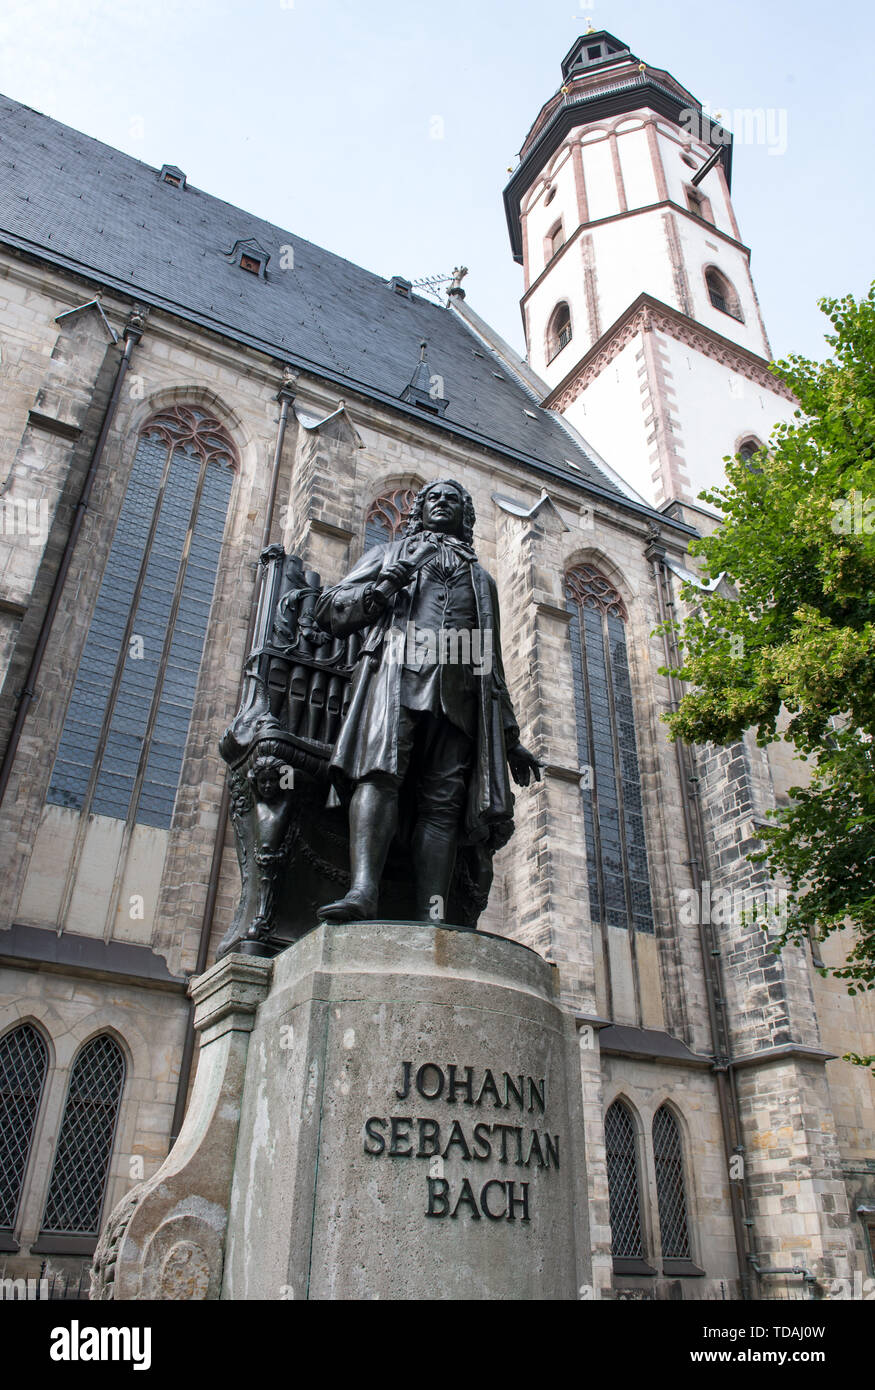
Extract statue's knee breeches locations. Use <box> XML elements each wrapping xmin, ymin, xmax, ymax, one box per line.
<box><xmin>398</xmin><ymin>709</ymin><xmax>472</xmax><ymax>831</ymax></box>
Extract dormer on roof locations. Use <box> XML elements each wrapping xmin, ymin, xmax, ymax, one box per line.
<box><xmin>225</xmin><ymin>237</ymin><xmax>271</xmax><ymax>278</ymax></box>
<box><xmin>158</xmin><ymin>164</ymin><xmax>186</xmax><ymax>189</ymax></box>
<box><xmin>400</xmin><ymin>341</ymin><xmax>449</xmax><ymax>417</ymax></box>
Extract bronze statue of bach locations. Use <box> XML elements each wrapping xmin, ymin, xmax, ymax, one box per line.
<box><xmin>313</xmin><ymin>479</ymin><xmax>541</xmax><ymax>925</ymax></box>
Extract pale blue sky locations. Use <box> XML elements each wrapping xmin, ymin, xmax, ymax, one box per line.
<box><xmin>0</xmin><ymin>0</ymin><xmax>871</xmax><ymax>363</ymax></box>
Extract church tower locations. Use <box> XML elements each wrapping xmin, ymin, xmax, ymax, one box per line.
<box><xmin>503</xmin><ymin>30</ymin><xmax>797</xmax><ymax>511</ymax></box>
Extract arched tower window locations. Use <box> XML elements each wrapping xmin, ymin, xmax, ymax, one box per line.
<box><xmin>652</xmin><ymin>1105</ymin><xmax>692</xmax><ymax>1259</ymax></box>
<box><xmin>40</xmin><ymin>1034</ymin><xmax>125</xmax><ymax>1238</ymax></box>
<box><xmin>737</xmin><ymin>436</ymin><xmax>763</xmax><ymax>467</ymax></box>
<box><xmin>47</xmin><ymin>406</ymin><xmax>236</xmax><ymax>829</ymax></box>
<box><xmin>605</xmin><ymin>1100</ymin><xmax>644</xmax><ymax>1258</ymax></box>
<box><xmin>546</xmin><ymin>302</ymin><xmax>572</xmax><ymax>362</ymax></box>
<box><xmin>0</xmin><ymin>1023</ymin><xmax>49</xmax><ymax>1234</ymax></box>
<box><xmin>546</xmin><ymin>220</ymin><xmax>565</xmax><ymax>261</ymax></box>
<box><xmin>705</xmin><ymin>267</ymin><xmax>743</xmax><ymax>322</ymax></box>
<box><xmin>364</xmin><ymin>486</ymin><xmax>419</xmax><ymax>549</ymax></box>
<box><xmin>684</xmin><ymin>184</ymin><xmax>713</xmax><ymax>225</ymax></box>
<box><xmin>565</xmin><ymin>564</ymin><xmax>654</xmax><ymax>933</ymax></box>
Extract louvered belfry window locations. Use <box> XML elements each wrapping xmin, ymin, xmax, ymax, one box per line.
<box><xmin>47</xmin><ymin>407</ymin><xmax>236</xmax><ymax>829</ymax></box>
<box><xmin>40</xmin><ymin>1035</ymin><xmax>125</xmax><ymax>1237</ymax></box>
<box><xmin>653</xmin><ymin>1105</ymin><xmax>692</xmax><ymax>1259</ymax></box>
<box><xmin>363</xmin><ymin>486</ymin><xmax>419</xmax><ymax>550</ymax></box>
<box><xmin>605</xmin><ymin>1100</ymin><xmax>644</xmax><ymax>1258</ymax></box>
<box><xmin>566</xmin><ymin>564</ymin><xmax>654</xmax><ymax>932</ymax></box>
<box><xmin>0</xmin><ymin>1024</ymin><xmax>49</xmax><ymax>1232</ymax></box>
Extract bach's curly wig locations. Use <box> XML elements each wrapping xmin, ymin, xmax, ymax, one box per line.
<box><xmin>403</xmin><ymin>479</ymin><xmax>476</xmax><ymax>546</ymax></box>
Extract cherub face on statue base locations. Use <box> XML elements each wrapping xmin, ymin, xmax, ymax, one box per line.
<box><xmin>249</xmin><ymin>755</ymin><xmax>285</xmax><ymax>802</ymax></box>
<box><xmin>247</xmin><ymin>755</ymin><xmax>293</xmax><ymax>858</ymax></box>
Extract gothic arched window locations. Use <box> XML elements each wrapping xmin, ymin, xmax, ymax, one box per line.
<box><xmin>565</xmin><ymin>564</ymin><xmax>654</xmax><ymax>933</ymax></box>
<box><xmin>47</xmin><ymin>407</ymin><xmax>236</xmax><ymax>829</ymax></box>
<box><xmin>547</xmin><ymin>302</ymin><xmax>572</xmax><ymax>361</ymax></box>
<box><xmin>364</xmin><ymin>486</ymin><xmax>419</xmax><ymax>550</ymax></box>
<box><xmin>705</xmin><ymin>267</ymin><xmax>743</xmax><ymax>322</ymax></box>
<box><xmin>0</xmin><ymin>1023</ymin><xmax>49</xmax><ymax>1234</ymax></box>
<box><xmin>40</xmin><ymin>1034</ymin><xmax>125</xmax><ymax>1238</ymax></box>
<box><xmin>605</xmin><ymin>1100</ymin><xmax>644</xmax><ymax>1258</ymax></box>
<box><xmin>653</xmin><ymin>1105</ymin><xmax>692</xmax><ymax>1259</ymax></box>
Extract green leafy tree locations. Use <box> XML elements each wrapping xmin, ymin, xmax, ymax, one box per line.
<box><xmin>662</xmin><ymin>287</ymin><xmax>875</xmax><ymax>1052</ymax></box>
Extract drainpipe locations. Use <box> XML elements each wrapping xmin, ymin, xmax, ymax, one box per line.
<box><xmin>748</xmin><ymin>1258</ymin><xmax>816</xmax><ymax>1287</ymax></box>
<box><xmin>646</xmin><ymin>536</ymin><xmax>754</xmax><ymax>1299</ymax></box>
<box><xmin>0</xmin><ymin>305</ymin><xmax>146</xmax><ymax>810</ymax></box>
<box><xmin>169</xmin><ymin>368</ymin><xmax>297</xmax><ymax>1144</ymax></box>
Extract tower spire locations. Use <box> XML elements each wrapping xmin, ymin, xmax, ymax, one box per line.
<box><xmin>501</xmin><ymin>34</ymin><xmax>796</xmax><ymax>512</ymax></box>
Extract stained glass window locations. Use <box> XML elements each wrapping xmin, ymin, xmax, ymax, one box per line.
<box><xmin>363</xmin><ymin>486</ymin><xmax>419</xmax><ymax>550</ymax></box>
<box><xmin>47</xmin><ymin>406</ymin><xmax>236</xmax><ymax>829</ymax></box>
<box><xmin>566</xmin><ymin>564</ymin><xmax>654</xmax><ymax>932</ymax></box>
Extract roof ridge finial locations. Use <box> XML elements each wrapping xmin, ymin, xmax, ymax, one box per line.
<box><xmin>448</xmin><ymin>266</ymin><xmax>468</xmax><ymax>299</ymax></box>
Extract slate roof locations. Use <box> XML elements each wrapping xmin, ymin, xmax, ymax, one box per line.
<box><xmin>0</xmin><ymin>93</ymin><xmax>631</xmax><ymax>501</ymax></box>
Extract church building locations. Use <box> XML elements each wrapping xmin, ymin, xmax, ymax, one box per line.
<box><xmin>0</xmin><ymin>30</ymin><xmax>872</xmax><ymax>1299</ymax></box>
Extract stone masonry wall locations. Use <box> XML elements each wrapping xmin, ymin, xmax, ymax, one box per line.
<box><xmin>0</xmin><ymin>247</ymin><xmax>867</xmax><ymax>1297</ymax></box>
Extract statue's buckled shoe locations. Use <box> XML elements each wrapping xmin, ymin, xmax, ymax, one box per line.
<box><xmin>317</xmin><ymin>889</ymin><xmax>378</xmax><ymax>923</ymax></box>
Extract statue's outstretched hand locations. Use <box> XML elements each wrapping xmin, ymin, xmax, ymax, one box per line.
<box><xmin>507</xmin><ymin>744</ymin><xmax>543</xmax><ymax>787</ymax></box>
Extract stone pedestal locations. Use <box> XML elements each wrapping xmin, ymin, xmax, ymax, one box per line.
<box><xmin>90</xmin><ymin>954</ymin><xmax>273</xmax><ymax>1299</ymax></box>
<box><xmin>224</xmin><ymin>921</ymin><xmax>591</xmax><ymax>1300</ymax></box>
<box><xmin>97</xmin><ymin>922</ymin><xmax>592</xmax><ymax>1301</ymax></box>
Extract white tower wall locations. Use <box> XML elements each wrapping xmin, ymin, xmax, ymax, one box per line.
<box><xmin>560</xmin><ymin>332</ymin><xmax>653</xmax><ymax>499</ymax></box>
<box><xmin>660</xmin><ymin>335</ymin><xmax>796</xmax><ymax>502</ymax></box>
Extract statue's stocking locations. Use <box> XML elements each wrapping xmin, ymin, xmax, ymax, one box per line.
<box><xmin>346</xmin><ymin>778</ymin><xmax>399</xmax><ymax>913</ymax></box>
<box><xmin>412</xmin><ymin>819</ymin><xmax>458</xmax><ymax>922</ymax></box>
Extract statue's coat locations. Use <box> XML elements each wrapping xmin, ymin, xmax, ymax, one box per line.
<box><xmin>314</xmin><ymin>539</ymin><xmax>519</xmax><ymax>846</ymax></box>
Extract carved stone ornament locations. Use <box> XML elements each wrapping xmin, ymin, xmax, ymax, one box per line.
<box><xmin>89</xmin><ymin>953</ymin><xmax>272</xmax><ymax>1301</ymax></box>
<box><xmin>159</xmin><ymin>1240</ymin><xmax>212</xmax><ymax>1300</ymax></box>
